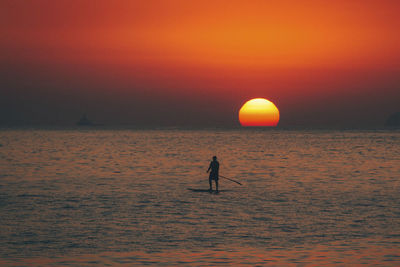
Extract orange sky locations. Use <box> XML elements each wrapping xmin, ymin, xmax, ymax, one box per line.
<box><xmin>1</xmin><ymin>0</ymin><xmax>399</xmax><ymax>126</ymax></box>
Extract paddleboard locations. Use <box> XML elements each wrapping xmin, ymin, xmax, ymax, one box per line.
<box><xmin>187</xmin><ymin>188</ymin><xmax>228</xmax><ymax>193</ymax></box>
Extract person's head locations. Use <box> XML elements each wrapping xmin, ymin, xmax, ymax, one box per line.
<box><xmin>212</xmin><ymin>156</ymin><xmax>217</xmax><ymax>161</ymax></box>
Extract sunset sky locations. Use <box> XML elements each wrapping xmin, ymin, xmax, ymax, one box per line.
<box><xmin>1</xmin><ymin>0</ymin><xmax>399</xmax><ymax>127</ymax></box>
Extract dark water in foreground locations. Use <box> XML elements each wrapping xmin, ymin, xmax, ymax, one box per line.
<box><xmin>0</xmin><ymin>129</ymin><xmax>399</xmax><ymax>266</ymax></box>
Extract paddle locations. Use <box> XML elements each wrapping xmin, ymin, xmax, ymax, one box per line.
<box><xmin>219</xmin><ymin>175</ymin><xmax>242</xmax><ymax>185</ymax></box>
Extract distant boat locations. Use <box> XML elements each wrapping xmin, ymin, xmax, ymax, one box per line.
<box><xmin>385</xmin><ymin>112</ymin><xmax>400</xmax><ymax>128</ymax></box>
<box><xmin>76</xmin><ymin>114</ymin><xmax>93</xmax><ymax>126</ymax></box>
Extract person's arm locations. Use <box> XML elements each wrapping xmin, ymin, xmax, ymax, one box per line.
<box><xmin>207</xmin><ymin>162</ymin><xmax>211</xmax><ymax>173</ymax></box>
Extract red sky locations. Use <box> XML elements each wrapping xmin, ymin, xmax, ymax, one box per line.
<box><xmin>1</xmin><ymin>0</ymin><xmax>399</xmax><ymax>127</ymax></box>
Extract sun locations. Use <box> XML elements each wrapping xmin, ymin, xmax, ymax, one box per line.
<box><xmin>239</xmin><ymin>98</ymin><xmax>280</xmax><ymax>127</ymax></box>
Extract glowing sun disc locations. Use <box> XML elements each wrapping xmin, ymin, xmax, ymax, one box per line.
<box><xmin>239</xmin><ymin>98</ymin><xmax>280</xmax><ymax>127</ymax></box>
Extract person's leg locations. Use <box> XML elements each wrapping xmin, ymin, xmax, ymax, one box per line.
<box><xmin>215</xmin><ymin>179</ymin><xmax>219</xmax><ymax>192</ymax></box>
<box><xmin>209</xmin><ymin>178</ymin><xmax>212</xmax><ymax>191</ymax></box>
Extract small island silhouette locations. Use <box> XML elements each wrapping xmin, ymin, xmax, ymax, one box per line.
<box><xmin>385</xmin><ymin>112</ymin><xmax>400</xmax><ymax>128</ymax></box>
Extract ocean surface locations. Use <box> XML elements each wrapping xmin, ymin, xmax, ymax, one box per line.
<box><xmin>0</xmin><ymin>128</ymin><xmax>399</xmax><ymax>266</ymax></box>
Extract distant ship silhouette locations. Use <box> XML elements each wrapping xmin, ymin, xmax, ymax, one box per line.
<box><xmin>385</xmin><ymin>112</ymin><xmax>400</xmax><ymax>128</ymax></box>
<box><xmin>76</xmin><ymin>114</ymin><xmax>93</xmax><ymax>126</ymax></box>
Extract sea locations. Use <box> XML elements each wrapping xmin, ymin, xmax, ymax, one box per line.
<box><xmin>0</xmin><ymin>128</ymin><xmax>399</xmax><ymax>266</ymax></box>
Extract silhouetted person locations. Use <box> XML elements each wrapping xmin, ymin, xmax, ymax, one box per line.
<box><xmin>207</xmin><ymin>156</ymin><xmax>219</xmax><ymax>192</ymax></box>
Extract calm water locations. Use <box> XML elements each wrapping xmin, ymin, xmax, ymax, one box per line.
<box><xmin>0</xmin><ymin>129</ymin><xmax>399</xmax><ymax>266</ymax></box>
